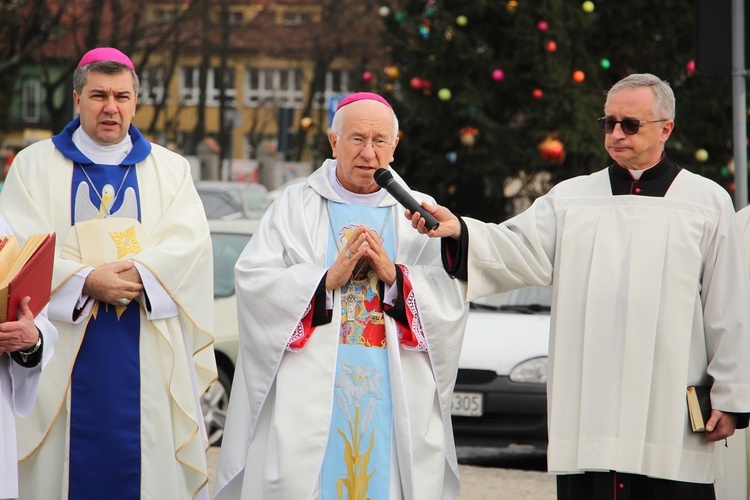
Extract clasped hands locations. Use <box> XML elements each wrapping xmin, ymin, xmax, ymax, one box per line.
<box><xmin>326</xmin><ymin>226</ymin><xmax>396</xmax><ymax>290</ymax></box>
<box><xmin>83</xmin><ymin>260</ymin><xmax>144</xmax><ymax>307</ymax></box>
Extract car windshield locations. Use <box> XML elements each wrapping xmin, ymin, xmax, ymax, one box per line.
<box><xmin>242</xmin><ymin>186</ymin><xmax>269</xmax><ymax>211</ymax></box>
<box><xmin>469</xmin><ymin>285</ymin><xmax>553</xmax><ymax>314</ymax></box>
<box><xmin>212</xmin><ymin>232</ymin><xmax>252</xmax><ymax>298</ymax></box>
<box><xmin>200</xmin><ymin>192</ymin><xmax>244</xmax><ymax>219</ymax></box>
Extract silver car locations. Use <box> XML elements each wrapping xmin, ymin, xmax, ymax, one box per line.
<box><xmin>202</xmin><ymin>217</ymin><xmax>259</xmax><ymax>446</ymax></box>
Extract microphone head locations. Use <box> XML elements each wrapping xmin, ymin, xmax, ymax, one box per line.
<box><xmin>373</xmin><ymin>168</ymin><xmax>392</xmax><ymax>187</ymax></box>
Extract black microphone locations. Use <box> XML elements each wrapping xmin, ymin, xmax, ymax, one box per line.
<box><xmin>374</xmin><ymin>168</ymin><xmax>440</xmax><ymax>231</ymax></box>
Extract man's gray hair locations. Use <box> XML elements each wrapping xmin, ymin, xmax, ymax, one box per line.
<box><xmin>606</xmin><ymin>73</ymin><xmax>675</xmax><ymax>120</ymax></box>
<box><xmin>73</xmin><ymin>60</ymin><xmax>140</xmax><ymax>96</ymax></box>
<box><xmin>329</xmin><ymin>103</ymin><xmax>399</xmax><ymax>143</ymax></box>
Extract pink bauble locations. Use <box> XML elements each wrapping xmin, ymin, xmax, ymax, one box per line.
<box><xmin>537</xmin><ymin>20</ymin><xmax>548</xmax><ymax>32</ymax></box>
<box><xmin>686</xmin><ymin>60</ymin><xmax>696</xmax><ymax>74</ymax></box>
<box><xmin>362</xmin><ymin>71</ymin><xmax>373</xmax><ymax>82</ymax></box>
<box><xmin>492</xmin><ymin>69</ymin><xmax>505</xmax><ymax>82</ymax></box>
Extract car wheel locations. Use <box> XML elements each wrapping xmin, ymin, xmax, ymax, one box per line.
<box><xmin>201</xmin><ymin>363</ymin><xmax>232</xmax><ymax>447</ymax></box>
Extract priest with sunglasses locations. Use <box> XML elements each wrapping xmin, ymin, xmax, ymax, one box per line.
<box><xmin>409</xmin><ymin>73</ymin><xmax>750</xmax><ymax>500</ymax></box>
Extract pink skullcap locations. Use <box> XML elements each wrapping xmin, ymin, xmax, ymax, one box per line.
<box><xmin>77</xmin><ymin>47</ymin><xmax>135</xmax><ymax>70</ymax></box>
<box><xmin>337</xmin><ymin>92</ymin><xmax>392</xmax><ymax>110</ymax></box>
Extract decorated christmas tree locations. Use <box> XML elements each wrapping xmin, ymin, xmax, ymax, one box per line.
<box><xmin>375</xmin><ymin>0</ymin><xmax>734</xmax><ymax>221</ymax></box>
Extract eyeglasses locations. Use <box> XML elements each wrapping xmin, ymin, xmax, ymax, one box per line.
<box><xmin>598</xmin><ymin>117</ymin><xmax>667</xmax><ymax>135</ymax></box>
<box><xmin>347</xmin><ymin>137</ymin><xmax>393</xmax><ymax>150</ymax></box>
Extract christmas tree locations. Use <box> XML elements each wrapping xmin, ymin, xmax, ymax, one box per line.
<box><xmin>377</xmin><ymin>0</ymin><xmax>734</xmax><ymax>221</ymax></box>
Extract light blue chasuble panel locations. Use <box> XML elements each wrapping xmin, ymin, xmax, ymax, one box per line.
<box><xmin>321</xmin><ymin>202</ymin><xmax>395</xmax><ymax>499</ymax></box>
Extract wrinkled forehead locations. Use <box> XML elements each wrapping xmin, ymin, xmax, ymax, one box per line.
<box><xmin>604</xmin><ymin>87</ymin><xmax>656</xmax><ymax>117</ymax></box>
<box><xmin>340</xmin><ymin>100</ymin><xmax>395</xmax><ymax>135</ymax></box>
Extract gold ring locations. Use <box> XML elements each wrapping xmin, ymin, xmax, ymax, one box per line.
<box><xmin>345</xmin><ymin>250</ymin><xmax>353</xmax><ymax>259</ymax></box>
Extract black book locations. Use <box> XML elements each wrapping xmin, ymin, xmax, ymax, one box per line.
<box><xmin>686</xmin><ymin>385</ymin><xmax>712</xmax><ymax>432</ymax></box>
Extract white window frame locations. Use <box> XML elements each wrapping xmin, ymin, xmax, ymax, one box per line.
<box><xmin>139</xmin><ymin>66</ymin><xmax>167</xmax><ymax>105</ymax></box>
<box><xmin>244</xmin><ymin>68</ymin><xmax>303</xmax><ymax>109</ymax></box>
<box><xmin>180</xmin><ymin>67</ymin><xmax>236</xmax><ymax>107</ymax></box>
<box><xmin>313</xmin><ymin>70</ymin><xmax>354</xmax><ymax>109</ymax></box>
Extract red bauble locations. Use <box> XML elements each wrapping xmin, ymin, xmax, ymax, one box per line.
<box><xmin>532</xmin><ymin>88</ymin><xmax>543</xmax><ymax>99</ymax></box>
<box><xmin>538</xmin><ymin>135</ymin><xmax>565</xmax><ymax>164</ymax></box>
<box><xmin>545</xmin><ymin>40</ymin><xmax>557</xmax><ymax>52</ymax></box>
<box><xmin>410</xmin><ymin>77</ymin><xmax>423</xmax><ymax>90</ymax></box>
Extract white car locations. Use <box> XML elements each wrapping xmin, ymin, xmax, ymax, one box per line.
<box><xmin>201</xmin><ymin>217</ymin><xmax>259</xmax><ymax>446</ymax></box>
<box><xmin>451</xmin><ymin>285</ymin><xmax>552</xmax><ymax>451</ymax></box>
<box><xmin>195</xmin><ymin>180</ymin><xmax>269</xmax><ymax>220</ymax></box>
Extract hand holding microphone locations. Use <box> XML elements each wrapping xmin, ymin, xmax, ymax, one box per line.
<box><xmin>373</xmin><ymin>168</ymin><xmax>440</xmax><ymax>231</ymax></box>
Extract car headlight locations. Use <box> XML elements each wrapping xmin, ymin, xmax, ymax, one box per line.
<box><xmin>509</xmin><ymin>356</ymin><xmax>547</xmax><ymax>383</ymax></box>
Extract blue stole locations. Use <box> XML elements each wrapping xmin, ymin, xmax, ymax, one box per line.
<box><xmin>68</xmin><ymin>163</ymin><xmax>142</xmax><ymax>500</ymax></box>
<box><xmin>320</xmin><ymin>202</ymin><xmax>395</xmax><ymax>499</ymax></box>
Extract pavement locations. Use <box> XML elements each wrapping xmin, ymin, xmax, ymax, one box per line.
<box><xmin>206</xmin><ymin>446</ymin><xmax>557</xmax><ymax>499</ymax></box>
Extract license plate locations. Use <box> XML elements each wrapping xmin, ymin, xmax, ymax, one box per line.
<box><xmin>451</xmin><ymin>392</ymin><xmax>483</xmax><ymax>417</ymax></box>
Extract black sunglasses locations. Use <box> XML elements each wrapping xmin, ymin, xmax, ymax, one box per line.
<box><xmin>598</xmin><ymin>117</ymin><xmax>667</xmax><ymax>135</ymax></box>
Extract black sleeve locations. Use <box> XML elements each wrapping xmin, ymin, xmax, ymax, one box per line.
<box><xmin>310</xmin><ymin>272</ymin><xmax>333</xmax><ymax>327</ymax></box>
<box><xmin>441</xmin><ymin>216</ymin><xmax>468</xmax><ymax>280</ymax></box>
<box><xmin>382</xmin><ymin>265</ymin><xmax>408</xmax><ymax>325</ymax></box>
<box><xmin>10</xmin><ymin>328</ymin><xmax>44</xmax><ymax>368</ymax></box>
<box><xmin>733</xmin><ymin>413</ymin><xmax>750</xmax><ymax>430</ymax></box>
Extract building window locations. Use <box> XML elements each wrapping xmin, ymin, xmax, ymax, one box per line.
<box><xmin>313</xmin><ymin>70</ymin><xmax>355</xmax><ymax>109</ymax></box>
<box><xmin>154</xmin><ymin>8</ymin><xmax>178</xmax><ymax>23</ymax></box>
<box><xmin>21</xmin><ymin>77</ymin><xmax>41</xmax><ymax>123</ymax></box>
<box><xmin>180</xmin><ymin>67</ymin><xmax>236</xmax><ymax>107</ymax></box>
<box><xmin>274</xmin><ymin>6</ymin><xmax>320</xmax><ymax>26</ymax></box>
<box><xmin>244</xmin><ymin>68</ymin><xmax>303</xmax><ymax>109</ymax></box>
<box><xmin>139</xmin><ymin>66</ymin><xmax>167</xmax><ymax>105</ymax></box>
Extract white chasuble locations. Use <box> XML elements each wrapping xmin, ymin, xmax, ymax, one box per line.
<box><xmin>1</xmin><ymin>135</ymin><xmax>214</xmax><ymax>500</ymax></box>
<box><xmin>215</xmin><ymin>160</ymin><xmax>470</xmax><ymax>500</ymax></box>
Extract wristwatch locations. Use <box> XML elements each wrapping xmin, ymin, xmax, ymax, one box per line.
<box><xmin>17</xmin><ymin>332</ymin><xmax>42</xmax><ymax>364</ymax></box>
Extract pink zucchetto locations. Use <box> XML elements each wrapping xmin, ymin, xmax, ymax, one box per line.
<box><xmin>336</xmin><ymin>92</ymin><xmax>392</xmax><ymax>110</ymax></box>
<box><xmin>77</xmin><ymin>47</ymin><xmax>135</xmax><ymax>71</ymax></box>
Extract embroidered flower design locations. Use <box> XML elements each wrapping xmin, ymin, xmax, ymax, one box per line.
<box><xmin>109</xmin><ymin>226</ymin><xmax>142</xmax><ymax>259</ymax></box>
<box><xmin>334</xmin><ymin>361</ymin><xmax>382</xmax><ymax>499</ymax></box>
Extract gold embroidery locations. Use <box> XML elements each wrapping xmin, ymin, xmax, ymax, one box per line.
<box><xmin>109</xmin><ymin>226</ymin><xmax>142</xmax><ymax>259</ymax></box>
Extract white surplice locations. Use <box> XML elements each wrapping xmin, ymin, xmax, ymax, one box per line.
<box><xmin>461</xmin><ymin>168</ymin><xmax>750</xmax><ymax>484</ymax></box>
<box><xmin>214</xmin><ymin>160</ymin><xmax>469</xmax><ymax>500</ymax></box>
<box><xmin>715</xmin><ymin>206</ymin><xmax>750</xmax><ymax>500</ymax></box>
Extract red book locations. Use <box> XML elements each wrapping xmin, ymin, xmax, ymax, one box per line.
<box><xmin>0</xmin><ymin>233</ymin><xmax>55</xmax><ymax>322</ymax></box>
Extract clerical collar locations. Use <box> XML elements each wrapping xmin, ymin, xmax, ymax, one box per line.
<box><xmin>51</xmin><ymin>117</ymin><xmax>152</xmax><ymax>165</ymax></box>
<box><xmin>608</xmin><ymin>154</ymin><xmax>681</xmax><ymax>197</ymax></box>
<box><xmin>72</xmin><ymin>127</ymin><xmax>133</xmax><ymax>166</ymax></box>
<box><xmin>328</xmin><ymin>162</ymin><xmax>387</xmax><ymax>206</ymax></box>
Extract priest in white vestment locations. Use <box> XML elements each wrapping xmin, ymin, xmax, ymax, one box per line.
<box><xmin>0</xmin><ymin>215</ymin><xmax>58</xmax><ymax>499</ymax></box>
<box><xmin>409</xmin><ymin>74</ymin><xmax>750</xmax><ymax>499</ymax></box>
<box><xmin>214</xmin><ymin>93</ymin><xmax>469</xmax><ymax>500</ymax></box>
<box><xmin>718</xmin><ymin>206</ymin><xmax>750</xmax><ymax>500</ymax></box>
<box><xmin>0</xmin><ymin>48</ymin><xmax>215</xmax><ymax>500</ymax></box>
